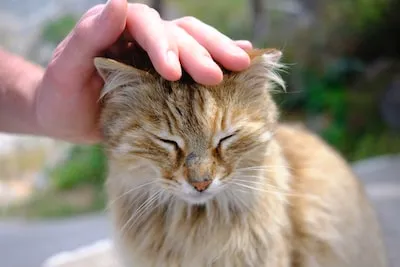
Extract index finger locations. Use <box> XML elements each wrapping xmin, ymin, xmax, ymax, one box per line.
<box><xmin>125</xmin><ymin>4</ymin><xmax>182</xmax><ymax>81</ymax></box>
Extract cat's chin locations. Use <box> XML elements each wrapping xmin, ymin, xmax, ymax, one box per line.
<box><xmin>178</xmin><ymin>192</ymin><xmax>216</xmax><ymax>205</ymax></box>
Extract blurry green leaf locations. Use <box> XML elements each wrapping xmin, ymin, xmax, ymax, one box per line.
<box><xmin>170</xmin><ymin>0</ymin><xmax>251</xmax><ymax>39</ymax></box>
<box><xmin>49</xmin><ymin>145</ymin><xmax>107</xmax><ymax>190</ymax></box>
<box><xmin>42</xmin><ymin>14</ymin><xmax>77</xmax><ymax>44</ymax></box>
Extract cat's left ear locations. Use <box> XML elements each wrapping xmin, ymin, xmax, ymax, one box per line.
<box><xmin>237</xmin><ymin>49</ymin><xmax>286</xmax><ymax>91</ymax></box>
<box><xmin>94</xmin><ymin>57</ymin><xmax>149</xmax><ymax>99</ymax></box>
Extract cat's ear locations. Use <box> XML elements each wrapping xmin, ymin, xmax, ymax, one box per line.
<box><xmin>237</xmin><ymin>49</ymin><xmax>286</xmax><ymax>91</ymax></box>
<box><xmin>94</xmin><ymin>57</ymin><xmax>149</xmax><ymax>99</ymax></box>
<box><xmin>248</xmin><ymin>48</ymin><xmax>282</xmax><ymax>64</ymax></box>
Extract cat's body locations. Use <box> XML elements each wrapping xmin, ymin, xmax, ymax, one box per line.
<box><xmin>95</xmin><ymin>48</ymin><xmax>387</xmax><ymax>267</ymax></box>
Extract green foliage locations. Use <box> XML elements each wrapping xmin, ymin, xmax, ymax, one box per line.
<box><xmin>49</xmin><ymin>145</ymin><xmax>107</xmax><ymax>190</ymax></box>
<box><xmin>42</xmin><ymin>14</ymin><xmax>77</xmax><ymax>44</ymax></box>
<box><xmin>337</xmin><ymin>0</ymin><xmax>388</xmax><ymax>30</ymax></box>
<box><xmin>282</xmin><ymin>53</ymin><xmax>400</xmax><ymax>161</ymax></box>
<box><xmin>171</xmin><ymin>0</ymin><xmax>251</xmax><ymax>39</ymax></box>
<box><xmin>352</xmin><ymin>131</ymin><xmax>400</xmax><ymax>161</ymax></box>
<box><xmin>300</xmin><ymin>67</ymin><xmax>348</xmax><ymax>152</ymax></box>
<box><xmin>3</xmin><ymin>145</ymin><xmax>108</xmax><ymax>219</ymax></box>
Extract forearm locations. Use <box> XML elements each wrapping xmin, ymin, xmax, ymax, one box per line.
<box><xmin>0</xmin><ymin>48</ymin><xmax>45</xmax><ymax>135</ymax></box>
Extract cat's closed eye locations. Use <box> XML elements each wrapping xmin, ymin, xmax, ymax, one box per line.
<box><xmin>216</xmin><ymin>132</ymin><xmax>237</xmax><ymax>149</ymax></box>
<box><xmin>157</xmin><ymin>137</ymin><xmax>180</xmax><ymax>150</ymax></box>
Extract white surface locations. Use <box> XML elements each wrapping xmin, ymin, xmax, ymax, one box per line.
<box><xmin>42</xmin><ymin>239</ymin><xmax>119</xmax><ymax>267</ymax></box>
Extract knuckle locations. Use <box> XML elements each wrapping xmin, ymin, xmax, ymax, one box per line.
<box><xmin>164</xmin><ymin>21</ymin><xmax>180</xmax><ymax>35</ymax></box>
<box><xmin>129</xmin><ymin>3</ymin><xmax>148</xmax><ymax>10</ymax></box>
<box><xmin>177</xmin><ymin>16</ymin><xmax>198</xmax><ymax>26</ymax></box>
<box><xmin>131</xmin><ymin>3</ymin><xmax>159</xmax><ymax>16</ymax></box>
<box><xmin>129</xmin><ymin>4</ymin><xmax>161</xmax><ymax>23</ymax></box>
<box><xmin>148</xmin><ymin>7</ymin><xmax>161</xmax><ymax>18</ymax></box>
<box><xmin>49</xmin><ymin>34</ymin><xmax>71</xmax><ymax>65</ymax></box>
<box><xmin>72</xmin><ymin>19</ymin><xmax>91</xmax><ymax>42</ymax></box>
<box><xmin>51</xmin><ymin>45</ymin><xmax>64</xmax><ymax>61</ymax></box>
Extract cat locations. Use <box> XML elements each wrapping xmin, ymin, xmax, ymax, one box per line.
<box><xmin>94</xmin><ymin>47</ymin><xmax>387</xmax><ymax>267</ymax></box>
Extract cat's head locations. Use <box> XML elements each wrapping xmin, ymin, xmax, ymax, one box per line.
<box><xmin>95</xmin><ymin>48</ymin><xmax>285</xmax><ymax>205</ymax></box>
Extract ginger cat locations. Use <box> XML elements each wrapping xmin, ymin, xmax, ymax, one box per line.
<box><xmin>94</xmin><ymin>48</ymin><xmax>387</xmax><ymax>267</ymax></box>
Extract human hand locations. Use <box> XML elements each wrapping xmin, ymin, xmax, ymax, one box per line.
<box><xmin>35</xmin><ymin>0</ymin><xmax>252</xmax><ymax>144</ymax></box>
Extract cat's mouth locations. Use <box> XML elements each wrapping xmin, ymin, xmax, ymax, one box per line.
<box><xmin>177</xmin><ymin>179</ymin><xmax>221</xmax><ymax>205</ymax></box>
<box><xmin>179</xmin><ymin>191</ymin><xmax>215</xmax><ymax>205</ymax></box>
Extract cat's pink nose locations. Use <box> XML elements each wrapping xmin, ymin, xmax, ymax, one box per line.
<box><xmin>190</xmin><ymin>180</ymin><xmax>212</xmax><ymax>192</ymax></box>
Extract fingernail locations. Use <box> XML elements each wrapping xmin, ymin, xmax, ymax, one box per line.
<box><xmin>100</xmin><ymin>0</ymin><xmax>112</xmax><ymax>18</ymax></box>
<box><xmin>235</xmin><ymin>40</ymin><xmax>253</xmax><ymax>49</ymax></box>
<box><xmin>231</xmin><ymin>46</ymin><xmax>248</xmax><ymax>57</ymax></box>
<box><xmin>167</xmin><ymin>50</ymin><xmax>181</xmax><ymax>72</ymax></box>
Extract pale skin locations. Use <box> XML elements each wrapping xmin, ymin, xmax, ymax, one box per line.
<box><xmin>0</xmin><ymin>0</ymin><xmax>252</xmax><ymax>144</ymax></box>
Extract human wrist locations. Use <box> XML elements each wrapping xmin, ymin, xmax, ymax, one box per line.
<box><xmin>0</xmin><ymin>48</ymin><xmax>46</xmax><ymax>136</ymax></box>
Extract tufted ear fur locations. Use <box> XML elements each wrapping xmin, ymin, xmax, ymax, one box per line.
<box><xmin>94</xmin><ymin>57</ymin><xmax>150</xmax><ymax>100</ymax></box>
<box><xmin>235</xmin><ymin>49</ymin><xmax>286</xmax><ymax>92</ymax></box>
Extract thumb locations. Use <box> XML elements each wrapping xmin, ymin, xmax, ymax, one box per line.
<box><xmin>51</xmin><ymin>0</ymin><xmax>128</xmax><ymax>75</ymax></box>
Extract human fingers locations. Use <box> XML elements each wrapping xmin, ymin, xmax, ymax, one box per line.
<box><xmin>234</xmin><ymin>40</ymin><xmax>253</xmax><ymax>51</ymax></box>
<box><xmin>125</xmin><ymin>4</ymin><xmax>181</xmax><ymax>81</ymax></box>
<box><xmin>168</xmin><ymin>23</ymin><xmax>223</xmax><ymax>85</ymax></box>
<box><xmin>174</xmin><ymin>16</ymin><xmax>250</xmax><ymax>72</ymax></box>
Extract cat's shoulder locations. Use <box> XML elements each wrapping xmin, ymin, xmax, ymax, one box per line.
<box><xmin>275</xmin><ymin>122</ymin><xmax>348</xmax><ymax>166</ymax></box>
<box><xmin>274</xmin><ymin>122</ymin><xmax>360</xmax><ymax>196</ymax></box>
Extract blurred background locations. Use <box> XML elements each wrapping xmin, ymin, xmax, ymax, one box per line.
<box><xmin>0</xmin><ymin>0</ymin><xmax>399</xmax><ymax>267</ymax></box>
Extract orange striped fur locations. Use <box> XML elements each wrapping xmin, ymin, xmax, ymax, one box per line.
<box><xmin>95</xmin><ymin>48</ymin><xmax>387</xmax><ymax>267</ymax></box>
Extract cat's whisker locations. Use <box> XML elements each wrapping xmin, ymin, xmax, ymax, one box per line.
<box><xmin>230</xmin><ymin>178</ymin><xmax>283</xmax><ymax>190</ymax></box>
<box><xmin>120</xmin><ymin>191</ymin><xmax>161</xmax><ymax>234</ymax></box>
<box><xmin>235</xmin><ymin>165</ymin><xmax>292</xmax><ymax>172</ymax></box>
<box><xmin>131</xmin><ymin>191</ymin><xmax>161</xmax><ymax>221</ymax></box>
<box><xmin>232</xmin><ymin>177</ymin><xmax>280</xmax><ymax>184</ymax></box>
<box><xmin>236</xmin><ymin>166</ymin><xmax>277</xmax><ymax>171</ymax></box>
<box><xmin>231</xmin><ymin>172</ymin><xmax>273</xmax><ymax>181</ymax></box>
<box><xmin>229</xmin><ymin>182</ymin><xmax>274</xmax><ymax>193</ymax></box>
<box><xmin>231</xmin><ymin>187</ymin><xmax>250</xmax><ymax>194</ymax></box>
<box><xmin>225</xmin><ymin>189</ymin><xmax>253</xmax><ymax>213</ymax></box>
<box><xmin>231</xmin><ymin>178</ymin><xmax>265</xmax><ymax>186</ymax></box>
<box><xmin>229</xmin><ymin>182</ymin><xmax>315</xmax><ymax>199</ymax></box>
<box><xmin>233</xmin><ymin>171</ymin><xmax>275</xmax><ymax>178</ymax></box>
<box><xmin>125</xmin><ymin>196</ymin><xmax>160</xmax><ymax>233</ymax></box>
<box><xmin>106</xmin><ymin>180</ymin><xmax>161</xmax><ymax>210</ymax></box>
<box><xmin>118</xmin><ymin>189</ymin><xmax>149</xmax><ymax>223</ymax></box>
<box><xmin>231</xmin><ymin>175</ymin><xmax>266</xmax><ymax>180</ymax></box>
<box><xmin>132</xmin><ymin>191</ymin><xmax>165</xmax><ymax>225</ymax></box>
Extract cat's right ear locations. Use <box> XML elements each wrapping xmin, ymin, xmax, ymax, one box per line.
<box><xmin>94</xmin><ymin>57</ymin><xmax>148</xmax><ymax>99</ymax></box>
